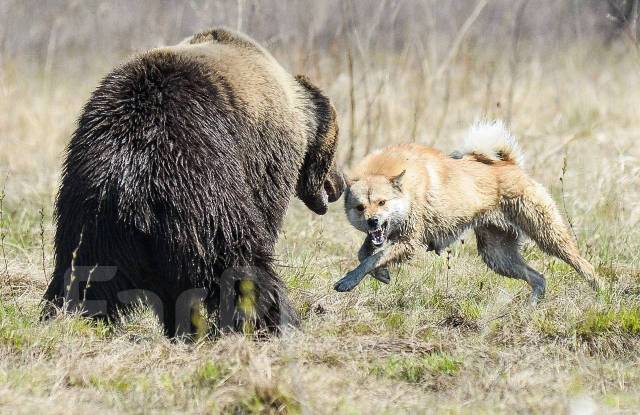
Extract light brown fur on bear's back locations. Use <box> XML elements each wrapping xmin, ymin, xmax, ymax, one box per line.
<box><xmin>150</xmin><ymin>29</ymin><xmax>308</xmax><ymax>138</ymax></box>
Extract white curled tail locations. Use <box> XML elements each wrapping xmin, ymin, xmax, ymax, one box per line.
<box><xmin>461</xmin><ymin>120</ymin><xmax>524</xmax><ymax>166</ymax></box>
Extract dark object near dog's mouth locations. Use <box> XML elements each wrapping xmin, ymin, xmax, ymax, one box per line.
<box><xmin>368</xmin><ymin>222</ymin><xmax>388</xmax><ymax>246</ymax></box>
<box><xmin>301</xmin><ymin>170</ymin><xmax>346</xmax><ymax>215</ymax></box>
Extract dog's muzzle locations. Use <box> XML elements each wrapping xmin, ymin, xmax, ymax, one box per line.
<box><xmin>367</xmin><ymin>217</ymin><xmax>388</xmax><ymax>247</ymax></box>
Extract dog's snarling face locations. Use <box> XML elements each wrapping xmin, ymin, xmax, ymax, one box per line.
<box><xmin>344</xmin><ymin>171</ymin><xmax>409</xmax><ymax>246</ymax></box>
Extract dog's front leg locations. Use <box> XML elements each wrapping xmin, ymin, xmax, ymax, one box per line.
<box><xmin>333</xmin><ymin>251</ymin><xmax>383</xmax><ymax>292</ymax></box>
<box><xmin>334</xmin><ymin>242</ymin><xmax>414</xmax><ymax>292</ymax></box>
<box><xmin>358</xmin><ymin>237</ymin><xmax>391</xmax><ymax>284</ymax></box>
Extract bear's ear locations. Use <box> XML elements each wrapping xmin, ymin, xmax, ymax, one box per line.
<box><xmin>294</xmin><ymin>75</ymin><xmax>345</xmax><ymax>215</ymax></box>
<box><xmin>186</xmin><ymin>27</ymin><xmax>261</xmax><ymax>52</ymax></box>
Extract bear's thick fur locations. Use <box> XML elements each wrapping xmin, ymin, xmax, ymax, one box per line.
<box><xmin>43</xmin><ymin>29</ymin><xmax>344</xmax><ymax>337</ymax></box>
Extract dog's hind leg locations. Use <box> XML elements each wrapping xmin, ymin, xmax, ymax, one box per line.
<box><xmin>475</xmin><ymin>225</ymin><xmax>546</xmax><ymax>304</ymax></box>
<box><xmin>503</xmin><ymin>184</ymin><xmax>604</xmax><ymax>291</ymax></box>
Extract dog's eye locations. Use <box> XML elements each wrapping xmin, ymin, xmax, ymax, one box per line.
<box><xmin>356</xmin><ymin>204</ymin><xmax>365</xmax><ymax>212</ymax></box>
<box><xmin>378</xmin><ymin>200</ymin><xmax>386</xmax><ymax>206</ymax></box>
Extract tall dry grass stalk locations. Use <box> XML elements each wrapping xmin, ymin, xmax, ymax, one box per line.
<box><xmin>0</xmin><ymin>174</ymin><xmax>7</xmax><ymax>279</ymax></box>
<box><xmin>506</xmin><ymin>0</ymin><xmax>529</xmax><ymax>125</ymax></box>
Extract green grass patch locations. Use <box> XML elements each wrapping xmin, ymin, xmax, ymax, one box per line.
<box><xmin>0</xmin><ymin>206</ymin><xmax>50</xmax><ymax>252</ymax></box>
<box><xmin>459</xmin><ymin>299</ymin><xmax>482</xmax><ymax>321</ymax></box>
<box><xmin>533</xmin><ymin>313</ymin><xmax>564</xmax><ymax>337</ymax></box>
<box><xmin>63</xmin><ymin>316</ymin><xmax>112</xmax><ymax>338</ymax></box>
<box><xmin>89</xmin><ymin>374</ymin><xmax>135</xmax><ymax>393</ymax></box>
<box><xmin>370</xmin><ymin>352</ymin><xmax>462</xmax><ymax>384</ymax></box>
<box><xmin>193</xmin><ymin>360</ymin><xmax>229</xmax><ymax>387</ymax></box>
<box><xmin>226</xmin><ymin>384</ymin><xmax>301</xmax><ymax>415</ymax></box>
<box><xmin>0</xmin><ymin>368</ymin><xmax>50</xmax><ymax>388</ymax></box>
<box><xmin>0</xmin><ymin>301</ymin><xmax>37</xmax><ymax>350</ymax></box>
<box><xmin>602</xmin><ymin>392</ymin><xmax>640</xmax><ymax>409</ymax></box>
<box><xmin>381</xmin><ymin>311</ymin><xmax>404</xmax><ymax>332</ymax></box>
<box><xmin>576</xmin><ymin>306</ymin><xmax>640</xmax><ymax>340</ymax></box>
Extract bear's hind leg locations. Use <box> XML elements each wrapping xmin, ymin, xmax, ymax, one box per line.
<box><xmin>218</xmin><ymin>265</ymin><xmax>299</xmax><ymax>335</ymax></box>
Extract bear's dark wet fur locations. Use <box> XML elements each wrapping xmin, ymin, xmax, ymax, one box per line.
<box><xmin>43</xmin><ymin>30</ymin><xmax>344</xmax><ymax>337</ymax></box>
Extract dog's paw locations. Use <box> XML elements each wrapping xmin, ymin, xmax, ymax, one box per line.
<box><xmin>334</xmin><ymin>273</ymin><xmax>359</xmax><ymax>292</ymax></box>
<box><xmin>372</xmin><ymin>268</ymin><xmax>390</xmax><ymax>284</ymax></box>
<box><xmin>528</xmin><ymin>284</ymin><xmax>545</xmax><ymax>306</ymax></box>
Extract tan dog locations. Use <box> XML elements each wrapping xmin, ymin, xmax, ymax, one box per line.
<box><xmin>335</xmin><ymin>121</ymin><xmax>603</xmax><ymax>303</ymax></box>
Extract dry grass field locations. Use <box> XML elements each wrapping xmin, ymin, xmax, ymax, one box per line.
<box><xmin>1</xmin><ymin>1</ymin><xmax>640</xmax><ymax>413</ymax></box>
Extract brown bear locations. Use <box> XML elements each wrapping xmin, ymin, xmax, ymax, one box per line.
<box><xmin>42</xmin><ymin>28</ymin><xmax>344</xmax><ymax>337</ymax></box>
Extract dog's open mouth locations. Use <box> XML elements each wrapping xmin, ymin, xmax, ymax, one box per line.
<box><xmin>368</xmin><ymin>222</ymin><xmax>388</xmax><ymax>247</ymax></box>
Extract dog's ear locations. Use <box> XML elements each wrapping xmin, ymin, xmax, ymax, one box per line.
<box><xmin>294</xmin><ymin>75</ymin><xmax>345</xmax><ymax>215</ymax></box>
<box><xmin>389</xmin><ymin>170</ymin><xmax>406</xmax><ymax>190</ymax></box>
<box><xmin>344</xmin><ymin>170</ymin><xmax>357</xmax><ymax>187</ymax></box>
